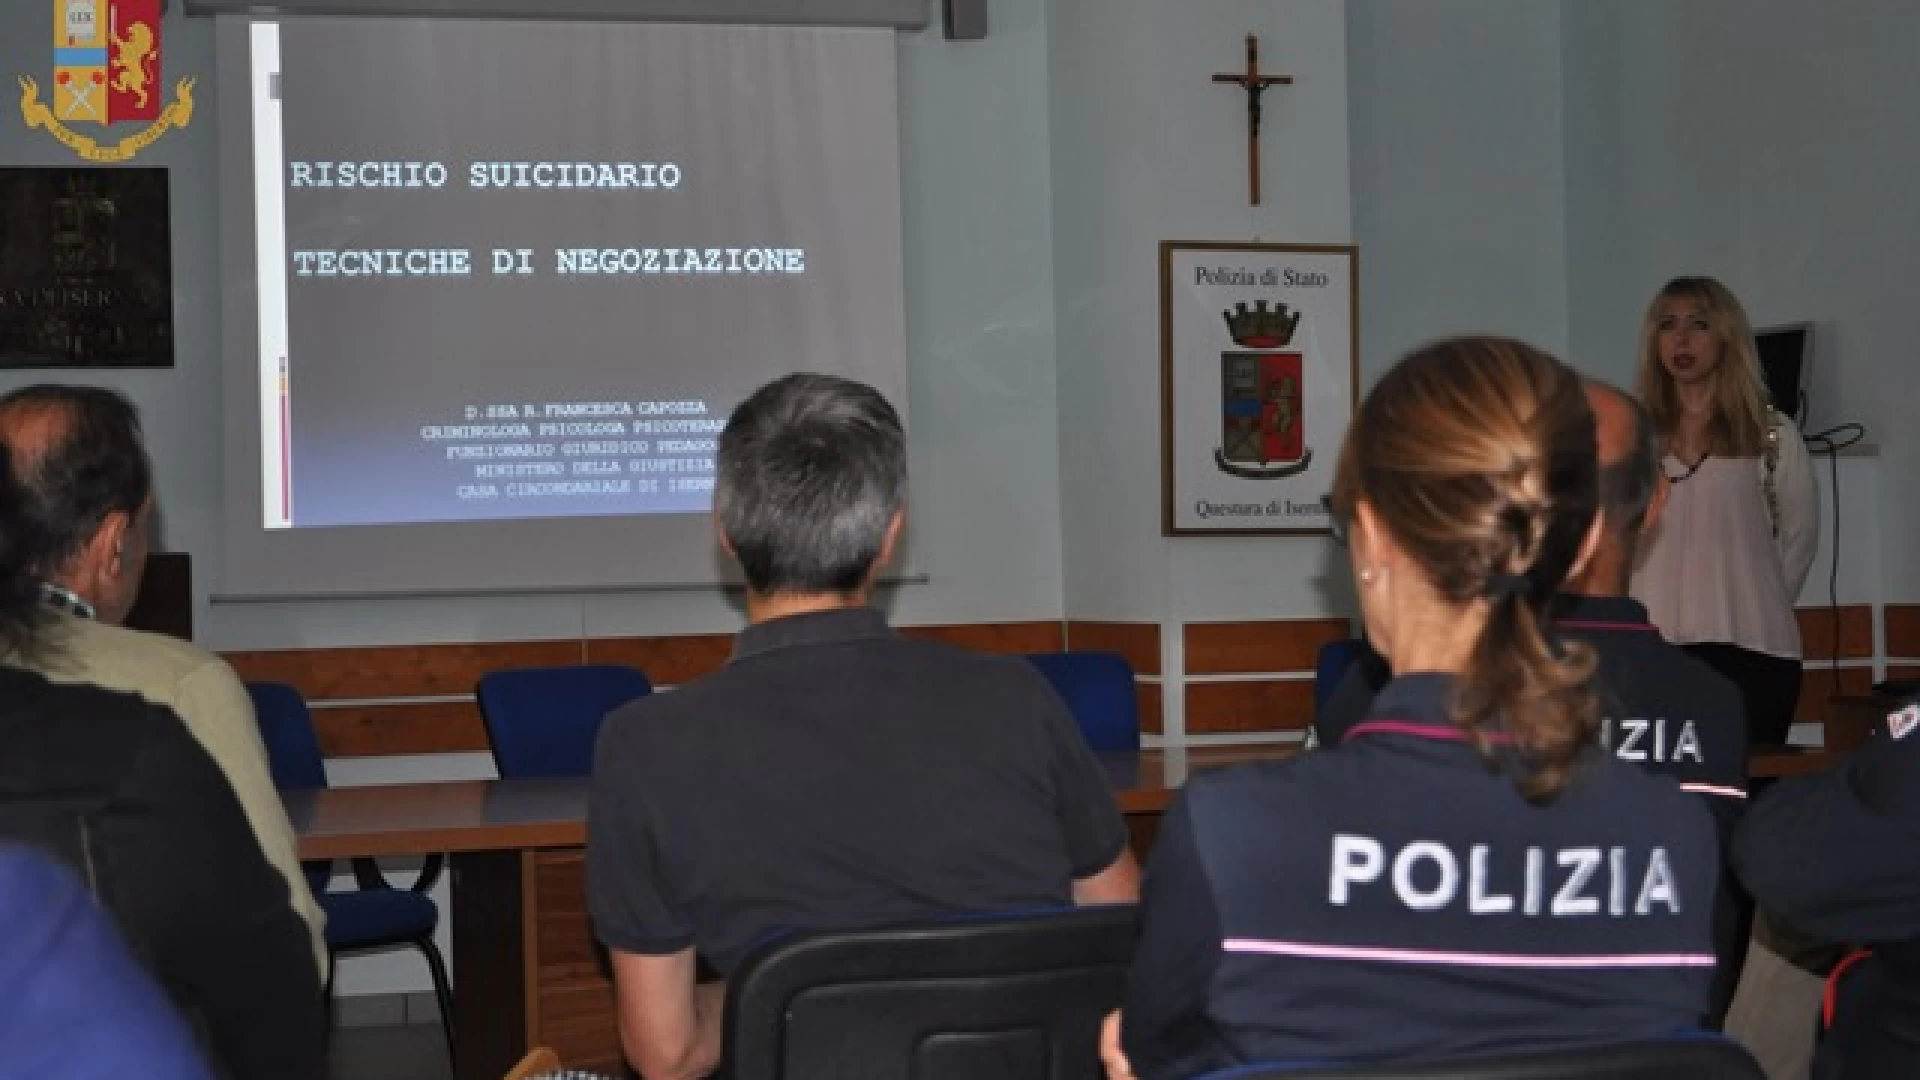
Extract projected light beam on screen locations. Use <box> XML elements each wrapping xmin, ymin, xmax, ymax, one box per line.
<box><xmin>243</xmin><ymin>18</ymin><xmax>905</xmax><ymax>533</ymax></box>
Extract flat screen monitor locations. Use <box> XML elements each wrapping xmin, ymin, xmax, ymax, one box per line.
<box><xmin>1755</xmin><ymin>322</ymin><xmax>1812</xmax><ymax>428</ymax></box>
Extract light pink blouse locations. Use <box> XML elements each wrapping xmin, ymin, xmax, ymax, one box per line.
<box><xmin>1631</xmin><ymin>427</ymin><xmax>1818</xmax><ymax>660</ymax></box>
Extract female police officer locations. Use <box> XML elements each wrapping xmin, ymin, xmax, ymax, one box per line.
<box><xmin>1105</xmin><ymin>337</ymin><xmax>1721</xmax><ymax>1077</ymax></box>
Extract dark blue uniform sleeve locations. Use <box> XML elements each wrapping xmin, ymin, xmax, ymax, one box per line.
<box><xmin>1734</xmin><ymin>733</ymin><xmax>1920</xmax><ymax>945</ymax></box>
<box><xmin>1683</xmin><ymin>676</ymin><xmax>1750</xmax><ymax>828</ymax></box>
<box><xmin>1311</xmin><ymin>665</ymin><xmax>1377</xmax><ymax>749</ymax></box>
<box><xmin>1121</xmin><ymin>793</ymin><xmax>1226</xmax><ymax>1080</ymax></box>
<box><xmin>1691</xmin><ymin>683</ymin><xmax>1749</xmax><ymax>1012</ymax></box>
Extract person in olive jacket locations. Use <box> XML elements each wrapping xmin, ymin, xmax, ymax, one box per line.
<box><xmin>0</xmin><ymin>445</ymin><xmax>325</xmax><ymax>1080</ymax></box>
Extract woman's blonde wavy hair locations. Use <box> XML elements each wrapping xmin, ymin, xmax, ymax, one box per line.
<box><xmin>1634</xmin><ymin>276</ymin><xmax>1773</xmax><ymax>457</ymax></box>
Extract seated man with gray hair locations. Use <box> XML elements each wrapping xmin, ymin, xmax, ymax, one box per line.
<box><xmin>587</xmin><ymin>372</ymin><xmax>1139</xmax><ymax>1080</ymax></box>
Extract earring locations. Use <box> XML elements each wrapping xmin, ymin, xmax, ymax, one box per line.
<box><xmin>1359</xmin><ymin>568</ymin><xmax>1375</xmax><ymax>585</ymax></box>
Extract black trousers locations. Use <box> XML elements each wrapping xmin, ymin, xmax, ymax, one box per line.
<box><xmin>1683</xmin><ymin>641</ymin><xmax>1804</xmax><ymax>747</ymax></box>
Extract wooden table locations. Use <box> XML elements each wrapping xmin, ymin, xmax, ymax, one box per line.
<box><xmin>289</xmin><ymin>745</ymin><xmax>1300</xmax><ymax>860</ymax></box>
<box><xmin>1749</xmin><ymin>745</ymin><xmax>1842</xmax><ymax>778</ymax></box>
<box><xmin>287</xmin><ymin>746</ymin><xmax>1295</xmax><ymax>1078</ymax></box>
<box><xmin>1825</xmin><ymin>694</ymin><xmax>1908</xmax><ymax>753</ymax></box>
<box><xmin>289</xmin><ymin>742</ymin><xmax>1834</xmax><ymax>1079</ymax></box>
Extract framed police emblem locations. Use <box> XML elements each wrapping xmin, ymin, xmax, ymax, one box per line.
<box><xmin>1161</xmin><ymin>242</ymin><xmax>1356</xmax><ymax>535</ymax></box>
<box><xmin>17</xmin><ymin>0</ymin><xmax>196</xmax><ymax>163</ymax></box>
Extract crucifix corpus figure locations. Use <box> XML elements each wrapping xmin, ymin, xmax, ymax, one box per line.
<box><xmin>1212</xmin><ymin>34</ymin><xmax>1293</xmax><ymax>206</ymax></box>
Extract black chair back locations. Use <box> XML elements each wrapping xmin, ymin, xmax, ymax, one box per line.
<box><xmin>722</xmin><ymin>905</ymin><xmax>1138</xmax><ymax>1080</ymax></box>
<box><xmin>1204</xmin><ymin>1036</ymin><xmax>1763</xmax><ymax>1080</ymax></box>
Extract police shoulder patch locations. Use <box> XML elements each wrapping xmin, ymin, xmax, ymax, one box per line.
<box><xmin>1887</xmin><ymin>703</ymin><xmax>1920</xmax><ymax>742</ymax></box>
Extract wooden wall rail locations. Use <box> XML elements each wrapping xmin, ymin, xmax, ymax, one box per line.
<box><xmin>220</xmin><ymin>604</ymin><xmax>1902</xmax><ymax>759</ymax></box>
<box><xmin>1182</xmin><ymin>618</ymin><xmax>1348</xmax><ymax>735</ymax></box>
<box><xmin>1886</xmin><ymin>604</ymin><xmax>1920</xmax><ymax>684</ymax></box>
<box><xmin>1795</xmin><ymin>605</ymin><xmax>1875</xmax><ymax>726</ymax></box>
<box><xmin>1797</xmin><ymin>605</ymin><xmax>1874</xmax><ymax>663</ymax></box>
<box><xmin>224</xmin><ymin>622</ymin><xmax>1067</xmax><ymax>759</ymax></box>
<box><xmin>1184</xmin><ymin>618</ymin><xmax>1348</xmax><ymax>677</ymax></box>
<box><xmin>1886</xmin><ymin>604</ymin><xmax>1920</xmax><ymax>658</ymax></box>
<box><xmin>1064</xmin><ymin>621</ymin><xmax>1160</xmax><ymax>676</ymax></box>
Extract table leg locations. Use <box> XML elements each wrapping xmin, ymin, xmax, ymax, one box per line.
<box><xmin>1126</xmin><ymin>812</ymin><xmax>1162</xmax><ymax>859</ymax></box>
<box><xmin>450</xmin><ymin>849</ymin><xmax>529</xmax><ymax>1080</ymax></box>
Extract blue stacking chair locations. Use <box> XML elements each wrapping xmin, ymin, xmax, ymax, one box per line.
<box><xmin>245</xmin><ymin>681</ymin><xmax>454</xmax><ymax>1060</ymax></box>
<box><xmin>1025</xmin><ymin>651</ymin><xmax>1142</xmax><ymax>754</ymax></box>
<box><xmin>1190</xmin><ymin>1033</ymin><xmax>1762</xmax><ymax>1079</ymax></box>
<box><xmin>474</xmin><ymin>664</ymin><xmax>653</xmax><ymax>779</ymax></box>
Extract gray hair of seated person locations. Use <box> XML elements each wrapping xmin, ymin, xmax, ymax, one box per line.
<box><xmin>715</xmin><ymin>372</ymin><xmax>906</xmax><ymax>596</ymax></box>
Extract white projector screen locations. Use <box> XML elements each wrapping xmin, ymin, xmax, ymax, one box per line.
<box><xmin>216</xmin><ymin>16</ymin><xmax>907</xmax><ymax>598</ymax></box>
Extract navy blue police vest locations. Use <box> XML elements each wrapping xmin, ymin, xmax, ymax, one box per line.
<box><xmin>1123</xmin><ymin>674</ymin><xmax>1718</xmax><ymax>1078</ymax></box>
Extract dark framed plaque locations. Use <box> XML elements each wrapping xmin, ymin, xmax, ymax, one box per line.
<box><xmin>0</xmin><ymin>168</ymin><xmax>174</xmax><ymax>369</ymax></box>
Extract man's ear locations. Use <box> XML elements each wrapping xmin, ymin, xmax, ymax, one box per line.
<box><xmin>874</xmin><ymin>508</ymin><xmax>906</xmax><ymax>571</ymax></box>
<box><xmin>55</xmin><ymin>512</ymin><xmax>128</xmax><ymax>606</ymax></box>
<box><xmin>81</xmin><ymin>511</ymin><xmax>132</xmax><ymax>583</ymax></box>
<box><xmin>713</xmin><ymin>516</ymin><xmax>736</xmax><ymax>560</ymax></box>
<box><xmin>103</xmin><ymin>511</ymin><xmax>132</xmax><ymax>575</ymax></box>
<box><xmin>1641</xmin><ymin>476</ymin><xmax>1672</xmax><ymax>544</ymax></box>
<box><xmin>1565</xmin><ymin>507</ymin><xmax>1606</xmax><ymax>584</ymax></box>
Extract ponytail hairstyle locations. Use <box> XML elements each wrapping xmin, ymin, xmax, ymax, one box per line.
<box><xmin>1633</xmin><ymin>276</ymin><xmax>1773</xmax><ymax>457</ymax></box>
<box><xmin>1331</xmin><ymin>337</ymin><xmax>1601</xmax><ymax>801</ymax></box>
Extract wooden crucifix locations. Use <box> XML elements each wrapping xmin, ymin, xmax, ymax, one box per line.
<box><xmin>1212</xmin><ymin>34</ymin><xmax>1293</xmax><ymax>206</ymax></box>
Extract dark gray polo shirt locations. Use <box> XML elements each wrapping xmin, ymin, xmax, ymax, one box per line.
<box><xmin>586</xmin><ymin>607</ymin><xmax>1130</xmax><ymax>973</ymax></box>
